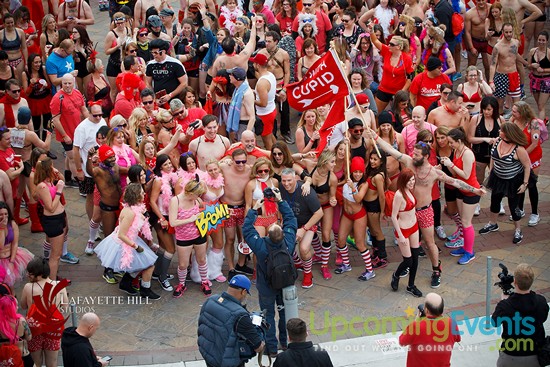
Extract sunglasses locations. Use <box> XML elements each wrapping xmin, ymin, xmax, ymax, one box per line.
<box><xmin>389</xmin><ymin>43</ymin><xmax>398</xmax><ymax>47</ymax></box>
<box><xmin>113</xmin><ymin>127</ymin><xmax>124</xmax><ymax>132</ymax></box>
<box><xmin>256</xmin><ymin>19</ymin><xmax>264</xmax><ymax>23</ymax></box>
<box><xmin>142</xmin><ymin>100</ymin><xmax>154</xmax><ymax>105</ymax></box>
<box><xmin>235</xmin><ymin>160</ymin><xmax>247</xmax><ymax>165</ymax></box>
<box><xmin>92</xmin><ymin>114</ymin><xmax>103</xmax><ymax>118</ymax></box>
<box><xmin>161</xmin><ymin>118</ymin><xmax>174</xmax><ymax>124</ymax></box>
<box><xmin>129</xmin><ymin>49</ymin><xmax>137</xmax><ymax>53</ymax></box>
<box><xmin>173</xmin><ymin>110</ymin><xmax>184</xmax><ymax>116</ymax></box>
<box><xmin>9</xmin><ymin>89</ymin><xmax>20</xmax><ymax>93</ymax></box>
<box><xmin>115</xmin><ymin>17</ymin><xmax>125</xmax><ymax>22</ymax></box>
<box><xmin>257</xmin><ymin>169</ymin><xmax>270</xmax><ymax>174</ymax></box>
<box><xmin>353</xmin><ymin>128</ymin><xmax>364</xmax><ymax>133</ymax></box>
<box><xmin>272</xmin><ymin>152</ymin><xmax>283</xmax><ymax>156</ymax></box>
<box><xmin>151</xmin><ymin>50</ymin><xmax>164</xmax><ymax>55</ymax></box>
<box><xmin>139</xmin><ymin>32</ymin><xmax>148</xmax><ymax>37</ymax></box>
<box><xmin>424</xmin><ymin>140</ymin><xmax>433</xmax><ymax>143</ymax></box>
<box><xmin>303</xmin><ymin>18</ymin><xmax>314</xmax><ymax>23</ymax></box>
<box><xmin>342</xmin><ymin>19</ymin><xmax>351</xmax><ymax>23</ymax></box>
<box><xmin>181</xmin><ymin>151</ymin><xmax>193</xmax><ymax>157</ymax></box>
<box><xmin>442</xmin><ymin>91</ymin><xmax>451</xmax><ymax>95</ymax></box>
<box><xmin>303</xmin><ymin>2</ymin><xmax>313</xmax><ymax>6</ymax></box>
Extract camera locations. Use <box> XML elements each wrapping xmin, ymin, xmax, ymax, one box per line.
<box><xmin>263</xmin><ymin>187</ymin><xmax>276</xmax><ymax>200</ymax></box>
<box><xmin>238</xmin><ymin>310</ymin><xmax>269</xmax><ymax>360</ymax></box>
<box><xmin>418</xmin><ymin>304</ymin><xmax>426</xmax><ymax>318</ymax></box>
<box><xmin>495</xmin><ymin>263</ymin><xmax>514</xmax><ymax>295</ymax></box>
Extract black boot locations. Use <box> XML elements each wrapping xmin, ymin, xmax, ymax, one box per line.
<box><xmin>64</xmin><ymin>170</ymin><xmax>72</xmax><ymax>182</ymax></box>
<box><xmin>140</xmin><ymin>286</ymin><xmax>161</xmax><ymax>300</ymax></box>
<box><xmin>119</xmin><ymin>273</ymin><xmax>137</xmax><ymax>295</ymax></box>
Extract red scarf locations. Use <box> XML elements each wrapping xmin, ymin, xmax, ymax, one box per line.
<box><xmin>261</xmin><ymin>181</ymin><xmax>277</xmax><ymax>216</ymax></box>
<box><xmin>0</xmin><ymin>94</ymin><xmax>21</xmax><ymax>128</ymax></box>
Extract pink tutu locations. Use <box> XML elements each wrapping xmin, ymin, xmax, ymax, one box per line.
<box><xmin>0</xmin><ymin>247</ymin><xmax>34</xmax><ymax>286</ymax></box>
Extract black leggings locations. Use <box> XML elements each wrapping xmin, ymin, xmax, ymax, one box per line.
<box><xmin>32</xmin><ymin>113</ymin><xmax>52</xmax><ymax>140</ymax></box>
<box><xmin>432</xmin><ymin>199</ymin><xmax>442</xmax><ymax>227</ymax></box>
<box><xmin>395</xmin><ymin>247</ymin><xmax>420</xmax><ymax>287</ymax></box>
<box><xmin>273</xmin><ymin>100</ymin><xmax>290</xmax><ymax>136</ymax></box>
<box><xmin>490</xmin><ymin>191</ymin><xmax>522</xmax><ymax>221</ymax></box>
<box><xmin>518</xmin><ymin>177</ymin><xmax>538</xmax><ymax>215</ymax></box>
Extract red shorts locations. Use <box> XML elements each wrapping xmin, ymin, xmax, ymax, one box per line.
<box><xmin>255</xmin><ymin>214</ymin><xmax>278</xmax><ymax>228</ymax></box>
<box><xmin>343</xmin><ymin>207</ymin><xmax>367</xmax><ymax>221</ymax></box>
<box><xmin>395</xmin><ymin>222</ymin><xmax>419</xmax><ymax>239</ymax></box>
<box><xmin>27</xmin><ymin>333</ymin><xmax>61</xmax><ymax>352</ymax></box>
<box><xmin>415</xmin><ymin>205</ymin><xmax>434</xmax><ymax>229</ymax></box>
<box><xmin>258</xmin><ymin>109</ymin><xmax>277</xmax><ymax>137</ymax></box>
<box><xmin>471</xmin><ymin>38</ymin><xmax>489</xmax><ymax>54</ymax></box>
<box><xmin>225</xmin><ymin>204</ymin><xmax>245</xmax><ymax>228</ymax></box>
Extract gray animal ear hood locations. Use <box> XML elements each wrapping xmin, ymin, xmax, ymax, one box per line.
<box><xmin>297</xmin><ymin>13</ymin><xmax>318</xmax><ymax>38</ymax></box>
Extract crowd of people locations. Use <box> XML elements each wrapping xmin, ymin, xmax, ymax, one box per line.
<box><xmin>0</xmin><ymin>0</ymin><xmax>547</xmax><ymax>364</ymax></box>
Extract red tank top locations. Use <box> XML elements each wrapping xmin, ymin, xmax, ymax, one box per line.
<box><xmin>452</xmin><ymin>150</ymin><xmax>480</xmax><ymax>196</ymax></box>
<box><xmin>523</xmin><ymin>124</ymin><xmax>542</xmax><ymax>164</ymax></box>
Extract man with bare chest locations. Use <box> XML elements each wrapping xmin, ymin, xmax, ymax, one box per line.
<box><xmin>189</xmin><ymin>115</ymin><xmax>230</xmax><ymax>169</ymax></box>
<box><xmin>489</xmin><ymin>24</ymin><xmax>530</xmax><ymax>114</ymax></box>
<box><xmin>464</xmin><ymin>0</ymin><xmax>490</xmax><ymax>78</ymax></box>
<box><xmin>370</xmin><ymin>131</ymin><xmax>485</xmax><ymax>288</ymax></box>
<box><xmin>499</xmin><ymin>0</ymin><xmax>542</xmax><ymax>28</ymax></box>
<box><xmin>428</xmin><ymin>91</ymin><xmax>469</xmax><ymax>128</ymax></box>
<box><xmin>57</xmin><ymin>0</ymin><xmax>95</xmax><ymax>30</ymax></box>
<box><xmin>87</xmin><ymin>145</ymin><xmax>122</xmax><ymax>284</ymax></box>
<box><xmin>220</xmin><ymin>149</ymin><xmax>253</xmax><ymax>280</ymax></box>
<box><xmin>403</xmin><ymin>0</ymin><xmax>425</xmax><ymax>19</ymax></box>
<box><xmin>257</xmin><ymin>31</ymin><xmax>292</xmax><ymax>144</ymax></box>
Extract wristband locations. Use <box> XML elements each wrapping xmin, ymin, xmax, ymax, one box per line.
<box><xmin>374</xmin><ymin>135</ymin><xmax>379</xmax><ymax>141</ymax></box>
<box><xmin>56</xmin><ymin>192</ymin><xmax>62</xmax><ymax>196</ymax></box>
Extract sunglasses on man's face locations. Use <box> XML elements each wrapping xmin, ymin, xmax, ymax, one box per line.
<box><xmin>234</xmin><ymin>160</ymin><xmax>247</xmax><ymax>165</ymax></box>
<box><xmin>353</xmin><ymin>128</ymin><xmax>364</xmax><ymax>133</ymax></box>
<box><xmin>92</xmin><ymin>114</ymin><xmax>103</xmax><ymax>118</ymax></box>
<box><xmin>142</xmin><ymin>100</ymin><xmax>154</xmax><ymax>105</ymax></box>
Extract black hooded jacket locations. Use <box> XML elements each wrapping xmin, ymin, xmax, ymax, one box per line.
<box><xmin>61</xmin><ymin>327</ymin><xmax>102</xmax><ymax>367</ymax></box>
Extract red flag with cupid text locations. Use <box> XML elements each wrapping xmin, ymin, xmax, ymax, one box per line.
<box><xmin>315</xmin><ymin>97</ymin><xmax>346</xmax><ymax>156</ymax></box>
<box><xmin>287</xmin><ymin>49</ymin><xmax>350</xmax><ymax>111</ymax></box>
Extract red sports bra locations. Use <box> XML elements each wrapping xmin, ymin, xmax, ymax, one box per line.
<box><xmin>400</xmin><ymin>192</ymin><xmax>416</xmax><ymax>212</ymax></box>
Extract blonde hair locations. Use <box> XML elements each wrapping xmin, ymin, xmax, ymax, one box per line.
<box><xmin>129</xmin><ymin>108</ymin><xmax>148</xmax><ymax>135</ymax></box>
<box><xmin>297</xmin><ymin>109</ymin><xmax>321</xmax><ymax>131</ymax></box>
<box><xmin>110</xmin><ymin>115</ymin><xmax>127</xmax><ymax>129</ymax></box>
<box><xmin>156</xmin><ymin>108</ymin><xmax>173</xmax><ymax>124</ymax></box>
<box><xmin>513</xmin><ymin>101</ymin><xmax>537</xmax><ymax>124</ymax></box>
<box><xmin>184</xmin><ymin>180</ymin><xmax>206</xmax><ymax>196</ymax></box>
<box><xmin>392</xmin><ymin>35</ymin><xmax>410</xmax><ymax>53</ymax></box>
<box><xmin>316</xmin><ymin>150</ymin><xmax>335</xmax><ymax>168</ymax></box>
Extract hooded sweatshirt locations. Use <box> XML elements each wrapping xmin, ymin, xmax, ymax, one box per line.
<box><xmin>61</xmin><ymin>327</ymin><xmax>102</xmax><ymax>367</ymax></box>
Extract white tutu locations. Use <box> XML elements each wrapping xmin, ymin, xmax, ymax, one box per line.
<box><xmin>94</xmin><ymin>234</ymin><xmax>157</xmax><ymax>273</ymax></box>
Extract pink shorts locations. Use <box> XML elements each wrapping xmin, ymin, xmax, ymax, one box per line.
<box><xmin>225</xmin><ymin>205</ymin><xmax>245</xmax><ymax>228</ymax></box>
<box><xmin>27</xmin><ymin>333</ymin><xmax>61</xmax><ymax>352</ymax></box>
<box><xmin>415</xmin><ymin>205</ymin><xmax>434</xmax><ymax>229</ymax></box>
<box><xmin>258</xmin><ymin>109</ymin><xmax>277</xmax><ymax>137</ymax></box>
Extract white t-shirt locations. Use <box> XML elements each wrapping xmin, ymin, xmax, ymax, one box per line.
<box><xmin>73</xmin><ymin>118</ymin><xmax>107</xmax><ymax>177</ymax></box>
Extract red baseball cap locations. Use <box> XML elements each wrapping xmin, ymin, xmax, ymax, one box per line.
<box><xmin>98</xmin><ymin>145</ymin><xmax>115</xmax><ymax>162</ymax></box>
<box><xmin>249</xmin><ymin>53</ymin><xmax>268</xmax><ymax>66</ymax></box>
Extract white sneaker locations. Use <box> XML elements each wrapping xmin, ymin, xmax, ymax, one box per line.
<box><xmin>474</xmin><ymin>204</ymin><xmax>480</xmax><ymax>216</ymax></box>
<box><xmin>528</xmin><ymin>214</ymin><xmax>540</xmax><ymax>227</ymax></box>
<box><xmin>499</xmin><ymin>202</ymin><xmax>506</xmax><ymax>215</ymax></box>
<box><xmin>85</xmin><ymin>241</ymin><xmax>94</xmax><ymax>255</ymax></box>
<box><xmin>461</xmin><ymin>50</ymin><xmax>467</xmax><ymax>59</ymax></box>
<box><xmin>435</xmin><ymin>225</ymin><xmax>447</xmax><ymax>240</ymax></box>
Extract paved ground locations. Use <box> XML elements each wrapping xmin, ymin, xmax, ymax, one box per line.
<box><xmin>8</xmin><ymin>4</ymin><xmax>550</xmax><ymax>366</ymax></box>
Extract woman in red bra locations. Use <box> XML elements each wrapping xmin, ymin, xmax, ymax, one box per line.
<box><xmin>457</xmin><ymin>66</ymin><xmax>492</xmax><ymax>116</ymax></box>
<box><xmin>440</xmin><ymin>127</ymin><xmax>481</xmax><ymax>266</ymax></box>
<box><xmin>390</xmin><ymin>168</ymin><xmax>422</xmax><ymax>297</ymax></box>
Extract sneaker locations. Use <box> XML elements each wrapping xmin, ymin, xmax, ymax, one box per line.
<box><xmin>113</xmin><ymin>272</ymin><xmax>124</xmax><ymax>279</ymax></box>
<box><xmin>302</xmin><ymin>272</ymin><xmax>313</xmax><ymax>288</ymax></box>
<box><xmin>391</xmin><ymin>272</ymin><xmax>399</xmax><ymax>291</ymax></box>
<box><xmin>320</xmin><ymin>265</ymin><xmax>332</xmax><ymax>280</ymax></box>
<box><xmin>430</xmin><ymin>271</ymin><xmax>441</xmax><ymax>288</ymax></box>
<box><xmin>346</xmin><ymin>235</ymin><xmax>357</xmax><ymax>249</ymax></box>
<box><xmin>528</xmin><ymin>214</ymin><xmax>540</xmax><ymax>227</ymax></box>
<box><xmin>312</xmin><ymin>254</ymin><xmax>322</xmax><ymax>264</ymax></box>
<box><xmin>119</xmin><ymin>280</ymin><xmax>138</xmax><ymax>296</ymax></box>
<box><xmin>158</xmin><ymin>278</ymin><xmax>173</xmax><ymax>292</ymax></box>
<box><xmin>215</xmin><ymin>274</ymin><xmax>227</xmax><ymax>282</ymax></box>
<box><xmin>366</xmin><ymin>229</ymin><xmax>372</xmax><ymax>246</ymax></box>
<box><xmin>235</xmin><ymin>263</ymin><xmax>254</xmax><ymax>276</ymax></box>
<box><xmin>228</xmin><ymin>269</ymin><xmax>237</xmax><ymax>281</ymax></box>
<box><xmin>295</xmin><ymin>263</ymin><xmax>304</xmax><ymax>272</ymax></box>
<box><xmin>201</xmin><ymin>282</ymin><xmax>212</xmax><ymax>296</ymax></box>
<box><xmin>152</xmin><ymin>273</ymin><xmax>174</xmax><ymax>281</ymax></box>
<box><xmin>450</xmin><ymin>247</ymin><xmax>466</xmax><ymax>257</ymax></box>
<box><xmin>479</xmin><ymin>223</ymin><xmax>499</xmax><ymax>234</ymax></box>
<box><xmin>461</xmin><ymin>50</ymin><xmax>467</xmax><ymax>59</ymax></box>
<box><xmin>335</xmin><ymin>252</ymin><xmax>343</xmax><ymax>266</ymax></box>
<box><xmin>435</xmin><ymin>226</ymin><xmax>447</xmax><ymax>240</ymax></box>
<box><xmin>503</xmin><ymin>110</ymin><xmax>513</xmax><ymax>120</ymax></box>
<box><xmin>474</xmin><ymin>204</ymin><xmax>480</xmax><ymax>216</ymax></box>
<box><xmin>407</xmin><ymin>285</ymin><xmax>423</xmax><ymax>297</ymax></box>
<box><xmin>393</xmin><ymin>238</ymin><xmax>398</xmax><ymax>246</ymax></box>
<box><xmin>358</xmin><ymin>270</ymin><xmax>375</xmax><ymax>281</ymax></box>
<box><xmin>418</xmin><ymin>247</ymin><xmax>426</xmax><ymax>258</ymax></box>
<box><xmin>282</xmin><ymin>132</ymin><xmax>295</xmax><ymax>145</ymax></box>
<box><xmin>399</xmin><ymin>267</ymin><xmax>409</xmax><ymax>278</ymax></box>
<box><xmin>451</xmin><ymin>72</ymin><xmax>462</xmax><ymax>82</ymax></box>
<box><xmin>512</xmin><ymin>229</ymin><xmax>523</xmax><ymax>244</ymax></box>
<box><xmin>60</xmin><ymin>252</ymin><xmax>79</xmax><ymax>264</ymax></box>
<box><xmin>499</xmin><ymin>202</ymin><xmax>506</xmax><ymax>215</ymax></box>
<box><xmin>444</xmin><ymin>237</ymin><xmax>464</xmax><ymax>249</ymax></box>
<box><xmin>65</xmin><ymin>179</ymin><xmax>80</xmax><ymax>188</ymax></box>
<box><xmin>447</xmin><ymin>230</ymin><xmax>461</xmax><ymax>242</ymax></box>
<box><xmin>372</xmin><ymin>258</ymin><xmax>388</xmax><ymax>269</ymax></box>
<box><xmin>334</xmin><ymin>264</ymin><xmax>352</xmax><ymax>274</ymax></box>
<box><xmin>458</xmin><ymin>251</ymin><xmax>476</xmax><ymax>265</ymax></box>
<box><xmin>509</xmin><ymin>209</ymin><xmax>525</xmax><ymax>221</ymax></box>
<box><xmin>140</xmin><ymin>287</ymin><xmax>161</xmax><ymax>300</ymax></box>
<box><xmin>103</xmin><ymin>269</ymin><xmax>117</xmax><ymax>284</ymax></box>
<box><xmin>85</xmin><ymin>241</ymin><xmax>94</xmax><ymax>255</ymax></box>
<box><xmin>252</xmin><ymin>269</ymin><xmax>257</xmax><ymax>285</ymax></box>
<box><xmin>173</xmin><ymin>284</ymin><xmax>187</xmax><ymax>298</ymax></box>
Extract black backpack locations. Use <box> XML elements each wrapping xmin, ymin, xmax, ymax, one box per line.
<box><xmin>265</xmin><ymin>243</ymin><xmax>297</xmax><ymax>290</ymax></box>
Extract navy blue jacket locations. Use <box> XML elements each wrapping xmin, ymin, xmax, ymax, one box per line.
<box><xmin>243</xmin><ymin>200</ymin><xmax>297</xmax><ymax>296</ymax></box>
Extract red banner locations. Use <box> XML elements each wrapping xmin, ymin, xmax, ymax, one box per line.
<box><xmin>315</xmin><ymin>97</ymin><xmax>346</xmax><ymax>155</ymax></box>
<box><xmin>287</xmin><ymin>49</ymin><xmax>350</xmax><ymax>111</ymax></box>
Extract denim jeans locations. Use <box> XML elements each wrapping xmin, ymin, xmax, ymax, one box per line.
<box><xmin>258</xmin><ymin>292</ymin><xmax>287</xmax><ymax>354</ymax></box>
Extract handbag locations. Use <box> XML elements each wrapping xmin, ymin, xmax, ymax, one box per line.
<box><xmin>538</xmin><ymin>336</ymin><xmax>550</xmax><ymax>366</ymax></box>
